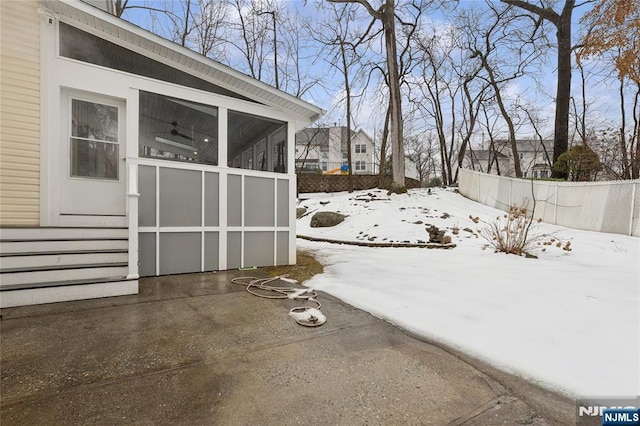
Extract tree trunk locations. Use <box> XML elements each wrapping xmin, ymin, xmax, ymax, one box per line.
<box><xmin>378</xmin><ymin>106</ymin><xmax>390</xmax><ymax>188</ymax></box>
<box><xmin>552</xmin><ymin>1</ymin><xmax>574</xmax><ymax>176</ymax></box>
<box><xmin>383</xmin><ymin>0</ymin><xmax>405</xmax><ymax>191</ymax></box>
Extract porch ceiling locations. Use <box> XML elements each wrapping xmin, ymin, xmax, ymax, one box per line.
<box><xmin>40</xmin><ymin>0</ymin><xmax>324</xmax><ymax>124</ymax></box>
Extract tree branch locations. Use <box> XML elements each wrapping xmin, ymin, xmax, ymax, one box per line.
<box><xmin>327</xmin><ymin>0</ymin><xmax>383</xmax><ymax>20</ymax></box>
<box><xmin>500</xmin><ymin>0</ymin><xmax>560</xmax><ymax>26</ymax></box>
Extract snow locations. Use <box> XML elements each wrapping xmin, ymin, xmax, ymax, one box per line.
<box><xmin>296</xmin><ymin>187</ymin><xmax>640</xmax><ymax>399</ymax></box>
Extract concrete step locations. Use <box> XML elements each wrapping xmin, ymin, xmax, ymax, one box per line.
<box><xmin>0</xmin><ymin>227</ymin><xmax>128</xmax><ymax>241</ymax></box>
<box><xmin>0</xmin><ymin>251</ymin><xmax>128</xmax><ymax>269</ymax></box>
<box><xmin>0</xmin><ymin>277</ymin><xmax>138</xmax><ymax>308</ymax></box>
<box><xmin>0</xmin><ymin>239</ymin><xmax>128</xmax><ymax>254</ymax></box>
<box><xmin>0</xmin><ymin>264</ymin><xmax>129</xmax><ymax>287</ymax></box>
<box><xmin>0</xmin><ymin>275</ymin><xmax>132</xmax><ymax>291</ymax></box>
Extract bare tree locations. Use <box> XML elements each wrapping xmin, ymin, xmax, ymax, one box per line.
<box><xmin>315</xmin><ymin>4</ymin><xmax>363</xmax><ymax>191</ymax></box>
<box><xmin>500</xmin><ymin>0</ymin><xmax>585</xmax><ymax>177</ymax></box>
<box><xmin>328</xmin><ymin>0</ymin><xmax>406</xmax><ymax>192</ymax></box>
<box><xmin>410</xmin><ymin>27</ymin><xmax>458</xmax><ymax>185</ymax></box>
<box><xmin>405</xmin><ymin>132</ymin><xmax>437</xmax><ymax>185</ymax></box>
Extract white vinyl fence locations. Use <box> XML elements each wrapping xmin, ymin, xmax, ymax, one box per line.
<box><xmin>458</xmin><ymin>168</ymin><xmax>640</xmax><ymax>237</ymax></box>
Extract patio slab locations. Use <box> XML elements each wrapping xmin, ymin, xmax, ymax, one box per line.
<box><xmin>1</xmin><ymin>270</ymin><xmax>577</xmax><ymax>425</ymax></box>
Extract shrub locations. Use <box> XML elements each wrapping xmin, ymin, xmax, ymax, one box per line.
<box><xmin>552</xmin><ymin>144</ymin><xmax>602</xmax><ymax>181</ymax></box>
<box><xmin>480</xmin><ymin>204</ymin><xmax>543</xmax><ymax>257</ymax></box>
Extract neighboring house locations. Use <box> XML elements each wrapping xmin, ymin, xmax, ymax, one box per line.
<box><xmin>295</xmin><ymin>127</ymin><xmax>375</xmax><ymax>175</ymax></box>
<box><xmin>404</xmin><ymin>159</ymin><xmax>420</xmax><ymax>181</ymax></box>
<box><xmin>464</xmin><ymin>149</ymin><xmax>511</xmax><ymax>176</ymax></box>
<box><xmin>464</xmin><ymin>139</ymin><xmax>553</xmax><ymax>178</ymax></box>
<box><xmin>0</xmin><ymin>0</ymin><xmax>322</xmax><ymax>307</ymax></box>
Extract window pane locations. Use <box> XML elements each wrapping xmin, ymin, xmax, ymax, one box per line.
<box><xmin>228</xmin><ymin>110</ymin><xmax>287</xmax><ymax>173</ymax></box>
<box><xmin>71</xmin><ymin>139</ymin><xmax>119</xmax><ymax>179</ymax></box>
<box><xmin>72</xmin><ymin>100</ymin><xmax>118</xmax><ymax>141</ymax></box>
<box><xmin>71</xmin><ymin>99</ymin><xmax>119</xmax><ymax>180</ymax></box>
<box><xmin>139</xmin><ymin>91</ymin><xmax>218</xmax><ymax>165</ymax></box>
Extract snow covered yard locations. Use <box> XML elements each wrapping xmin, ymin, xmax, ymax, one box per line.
<box><xmin>296</xmin><ymin>187</ymin><xmax>639</xmax><ymax>399</ymax></box>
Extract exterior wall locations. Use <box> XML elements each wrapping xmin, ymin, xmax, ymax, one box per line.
<box><xmin>459</xmin><ymin>168</ymin><xmax>640</xmax><ymax>237</ymax></box>
<box><xmin>0</xmin><ymin>1</ymin><xmax>40</xmax><ymax>225</ymax></box>
<box><xmin>326</xmin><ymin>127</ymin><xmax>344</xmax><ymax>171</ymax></box>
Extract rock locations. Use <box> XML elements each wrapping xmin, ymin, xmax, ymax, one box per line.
<box><xmin>426</xmin><ymin>225</ymin><xmax>451</xmax><ymax>244</ymax></box>
<box><xmin>310</xmin><ymin>211</ymin><xmax>347</xmax><ymax>228</ymax></box>
<box><xmin>296</xmin><ymin>207</ymin><xmax>307</xmax><ymax>218</ymax></box>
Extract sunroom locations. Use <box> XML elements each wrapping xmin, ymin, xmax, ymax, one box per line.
<box><xmin>0</xmin><ymin>0</ymin><xmax>322</xmax><ymax>307</ymax></box>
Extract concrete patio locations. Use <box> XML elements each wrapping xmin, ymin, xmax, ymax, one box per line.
<box><xmin>1</xmin><ymin>270</ymin><xmax>578</xmax><ymax>425</ymax></box>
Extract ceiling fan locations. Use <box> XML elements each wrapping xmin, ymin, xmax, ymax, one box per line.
<box><xmin>160</xmin><ymin>121</ymin><xmax>193</xmax><ymax>141</ymax></box>
<box><xmin>153</xmin><ymin>121</ymin><xmax>197</xmax><ymax>153</ymax></box>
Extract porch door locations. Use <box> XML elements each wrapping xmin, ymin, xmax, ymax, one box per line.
<box><xmin>60</xmin><ymin>91</ymin><xmax>126</xmax><ymax>225</ymax></box>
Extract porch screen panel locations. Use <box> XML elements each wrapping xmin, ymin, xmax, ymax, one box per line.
<box><xmin>227</xmin><ymin>175</ymin><xmax>242</xmax><ymax>226</ymax></box>
<box><xmin>227</xmin><ymin>110</ymin><xmax>287</xmax><ymax>173</ymax></box>
<box><xmin>138</xmin><ymin>233</ymin><xmax>156</xmax><ymax>277</ymax></box>
<box><xmin>205</xmin><ymin>232</ymin><xmax>219</xmax><ymax>271</ymax></box>
<box><xmin>227</xmin><ymin>232</ymin><xmax>242</xmax><ymax>269</ymax></box>
<box><xmin>60</xmin><ymin>23</ymin><xmax>254</xmax><ymax>103</ymax></box>
<box><xmin>277</xmin><ymin>179</ymin><xmax>289</xmax><ymax>227</ymax></box>
<box><xmin>138</xmin><ymin>165</ymin><xmax>156</xmax><ymax>226</ymax></box>
<box><xmin>159</xmin><ymin>168</ymin><xmax>201</xmax><ymax>227</ymax></box>
<box><xmin>138</xmin><ymin>92</ymin><xmax>219</xmax><ymax>166</ymax></box>
<box><xmin>159</xmin><ymin>233</ymin><xmax>201</xmax><ymax>275</ymax></box>
<box><xmin>244</xmin><ymin>176</ymin><xmax>274</xmax><ymax>227</ymax></box>
<box><xmin>277</xmin><ymin>231</ymin><xmax>289</xmax><ymax>265</ymax></box>
<box><xmin>244</xmin><ymin>232</ymin><xmax>274</xmax><ymax>267</ymax></box>
<box><xmin>204</xmin><ymin>172</ymin><xmax>219</xmax><ymax>226</ymax></box>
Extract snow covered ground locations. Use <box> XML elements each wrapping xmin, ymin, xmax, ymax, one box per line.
<box><xmin>296</xmin><ymin>187</ymin><xmax>639</xmax><ymax>399</ymax></box>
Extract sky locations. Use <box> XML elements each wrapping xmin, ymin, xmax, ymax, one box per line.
<box><xmin>117</xmin><ymin>0</ymin><xmax>631</xmax><ymax>150</ymax></box>
<box><xmin>294</xmin><ymin>187</ymin><xmax>639</xmax><ymax>400</ymax></box>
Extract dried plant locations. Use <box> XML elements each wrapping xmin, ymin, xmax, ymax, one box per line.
<box><xmin>479</xmin><ymin>204</ymin><xmax>544</xmax><ymax>257</ymax></box>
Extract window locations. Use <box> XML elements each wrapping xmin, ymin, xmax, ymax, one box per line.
<box><xmin>139</xmin><ymin>91</ymin><xmax>218</xmax><ymax>165</ymax></box>
<box><xmin>342</xmin><ymin>152</ymin><xmax>348</xmax><ymax>166</ymax></box>
<box><xmin>70</xmin><ymin>99</ymin><xmax>119</xmax><ymax>180</ymax></box>
<box><xmin>355</xmin><ymin>160</ymin><xmax>366</xmax><ymax>171</ymax></box>
<box><xmin>321</xmin><ymin>162</ymin><xmax>327</xmax><ymax>171</ymax></box>
<box><xmin>355</xmin><ymin>144</ymin><xmax>366</xmax><ymax>154</ymax></box>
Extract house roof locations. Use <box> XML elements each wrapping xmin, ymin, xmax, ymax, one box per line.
<box><xmin>495</xmin><ymin>139</ymin><xmax>553</xmax><ymax>153</ymax></box>
<box><xmin>467</xmin><ymin>150</ymin><xmax>510</xmax><ymax>161</ymax></box>
<box><xmin>41</xmin><ymin>0</ymin><xmax>324</xmax><ymax>123</ymax></box>
<box><xmin>295</xmin><ymin>127</ymin><xmax>373</xmax><ymax>145</ymax></box>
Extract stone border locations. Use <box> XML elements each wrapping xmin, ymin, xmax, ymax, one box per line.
<box><xmin>297</xmin><ymin>234</ymin><xmax>456</xmax><ymax>249</ymax></box>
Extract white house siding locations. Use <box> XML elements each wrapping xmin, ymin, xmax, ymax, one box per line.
<box><xmin>0</xmin><ymin>1</ymin><xmax>40</xmax><ymax>225</ymax></box>
<box><xmin>351</xmin><ymin>131</ymin><xmax>374</xmax><ymax>174</ymax></box>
